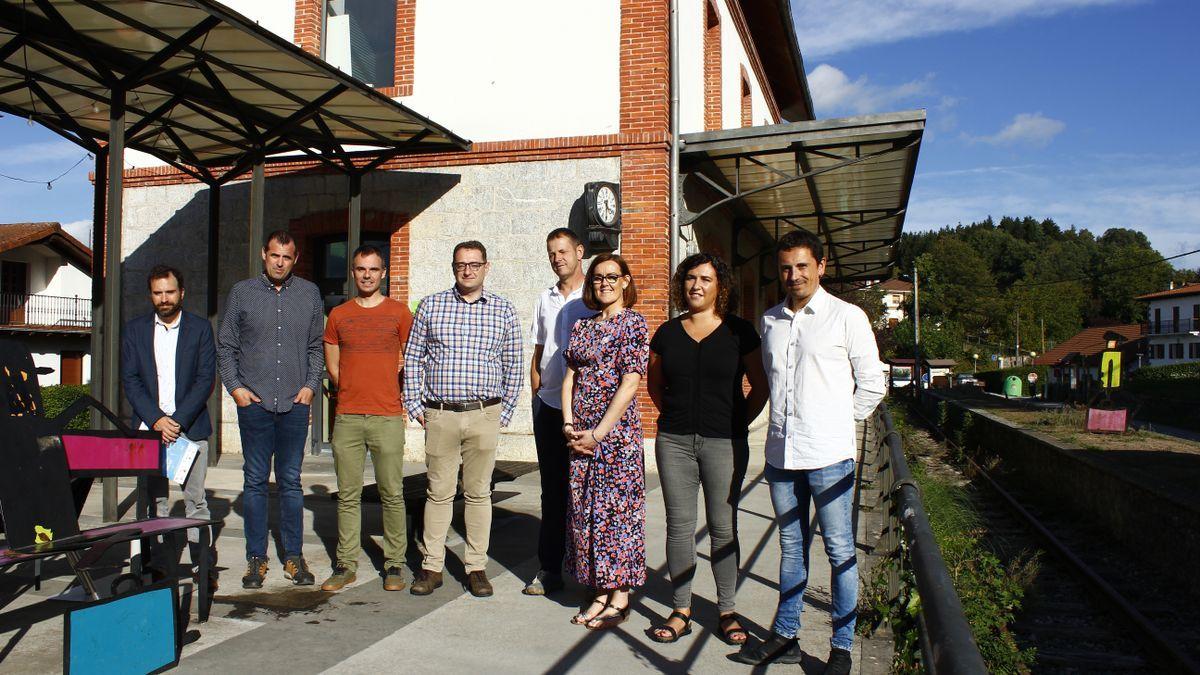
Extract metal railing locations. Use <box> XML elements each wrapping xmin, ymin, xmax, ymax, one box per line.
<box><xmin>1150</xmin><ymin>318</ymin><xmax>1197</xmax><ymax>334</ymax></box>
<box><xmin>867</xmin><ymin>402</ymin><xmax>987</xmax><ymax>673</ymax></box>
<box><xmin>0</xmin><ymin>293</ymin><xmax>91</xmax><ymax>328</ymax></box>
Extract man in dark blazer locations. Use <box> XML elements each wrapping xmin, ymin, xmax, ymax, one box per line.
<box><xmin>121</xmin><ymin>264</ymin><xmax>216</xmax><ymax>579</ymax></box>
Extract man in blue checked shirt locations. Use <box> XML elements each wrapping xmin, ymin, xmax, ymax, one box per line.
<box><xmin>218</xmin><ymin>230</ymin><xmax>324</xmax><ymax>590</ymax></box>
<box><xmin>403</xmin><ymin>240</ymin><xmax>523</xmax><ymax>598</ymax></box>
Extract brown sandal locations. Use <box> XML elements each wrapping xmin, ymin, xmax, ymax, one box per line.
<box><xmin>719</xmin><ymin>613</ymin><xmax>748</xmax><ymax>645</ymax></box>
<box><xmin>571</xmin><ymin>598</ymin><xmax>607</xmax><ymax>625</ymax></box>
<box><xmin>585</xmin><ymin>603</ymin><xmax>630</xmax><ymax>631</ymax></box>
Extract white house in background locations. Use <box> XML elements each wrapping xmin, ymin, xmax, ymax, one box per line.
<box><xmin>876</xmin><ymin>278</ymin><xmax>912</xmax><ymax>328</ymax></box>
<box><xmin>1137</xmin><ymin>282</ymin><xmax>1200</xmax><ymax>365</ymax></box>
<box><xmin>0</xmin><ymin>223</ymin><xmax>92</xmax><ymax>386</ymax></box>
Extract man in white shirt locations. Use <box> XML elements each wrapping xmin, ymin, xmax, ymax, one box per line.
<box><xmin>523</xmin><ymin>227</ymin><xmax>594</xmax><ymax>596</ymax></box>
<box><xmin>121</xmin><ymin>265</ymin><xmax>217</xmax><ymax>589</ymax></box>
<box><xmin>734</xmin><ymin>230</ymin><xmax>885</xmax><ymax>673</ymax></box>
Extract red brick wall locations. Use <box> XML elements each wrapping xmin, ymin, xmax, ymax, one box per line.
<box><xmin>294</xmin><ymin>0</ymin><xmax>322</xmax><ymax>55</ymax></box>
<box><xmin>703</xmin><ymin>0</ymin><xmax>722</xmax><ymax>131</ymax></box>
<box><xmin>620</xmin><ymin>0</ymin><xmax>672</xmax><ymax>434</ymax></box>
<box><xmin>740</xmin><ymin>65</ymin><xmax>752</xmax><ymax>127</ymax></box>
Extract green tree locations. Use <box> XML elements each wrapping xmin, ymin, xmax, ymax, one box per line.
<box><xmin>1092</xmin><ymin>235</ymin><xmax>1172</xmax><ymax>322</ymax></box>
<box><xmin>916</xmin><ymin>237</ymin><xmax>999</xmax><ymax>335</ymax></box>
<box><xmin>891</xmin><ymin>317</ymin><xmax>965</xmax><ymax>360</ymax></box>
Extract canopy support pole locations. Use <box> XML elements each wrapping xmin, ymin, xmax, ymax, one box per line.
<box><xmin>346</xmin><ymin>172</ymin><xmax>362</xmax><ymax>294</ymax></box>
<box><xmin>207</xmin><ymin>182</ymin><xmax>222</xmax><ymax>465</ymax></box>
<box><xmin>101</xmin><ymin>89</ymin><xmax>125</xmax><ymax>523</ymax></box>
<box><xmin>247</xmin><ymin>161</ymin><xmax>264</xmax><ymax>274</ymax></box>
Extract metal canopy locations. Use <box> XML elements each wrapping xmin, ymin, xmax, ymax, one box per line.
<box><xmin>680</xmin><ymin>111</ymin><xmax>924</xmax><ymax>283</ymax></box>
<box><xmin>0</xmin><ymin>0</ymin><xmax>470</xmax><ymax>184</ymax></box>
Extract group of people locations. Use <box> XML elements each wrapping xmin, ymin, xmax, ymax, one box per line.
<box><xmin>121</xmin><ymin>223</ymin><xmax>884</xmax><ymax>673</ymax></box>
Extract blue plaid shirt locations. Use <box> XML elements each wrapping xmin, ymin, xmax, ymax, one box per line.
<box><xmin>402</xmin><ymin>286</ymin><xmax>524</xmax><ymax>426</ymax></box>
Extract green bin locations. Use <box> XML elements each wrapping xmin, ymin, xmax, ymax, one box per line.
<box><xmin>1004</xmin><ymin>375</ymin><xmax>1023</xmax><ymax>397</ymax></box>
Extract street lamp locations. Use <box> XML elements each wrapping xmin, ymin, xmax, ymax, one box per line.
<box><xmin>972</xmin><ymin>353</ymin><xmax>979</xmax><ymax>373</ymax></box>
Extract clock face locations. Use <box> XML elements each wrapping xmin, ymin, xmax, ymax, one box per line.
<box><xmin>596</xmin><ymin>186</ymin><xmax>617</xmax><ymax>225</ymax></box>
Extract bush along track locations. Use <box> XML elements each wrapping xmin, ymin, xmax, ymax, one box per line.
<box><xmin>905</xmin><ymin>396</ymin><xmax>1200</xmax><ymax>673</ymax></box>
<box><xmin>859</xmin><ymin>404</ymin><xmax>1036</xmax><ymax>673</ymax></box>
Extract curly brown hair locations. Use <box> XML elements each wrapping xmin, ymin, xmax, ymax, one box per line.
<box><xmin>671</xmin><ymin>252</ymin><xmax>737</xmax><ymax>315</ymax></box>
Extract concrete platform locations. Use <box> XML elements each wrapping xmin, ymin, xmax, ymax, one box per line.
<box><xmin>0</xmin><ymin>428</ymin><xmax>891</xmax><ymax>673</ymax></box>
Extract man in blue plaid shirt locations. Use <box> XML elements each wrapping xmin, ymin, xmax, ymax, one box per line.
<box><xmin>403</xmin><ymin>240</ymin><xmax>523</xmax><ymax>598</ymax></box>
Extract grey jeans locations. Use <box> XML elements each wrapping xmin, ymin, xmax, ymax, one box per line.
<box><xmin>655</xmin><ymin>432</ymin><xmax>749</xmax><ymax>612</ymax></box>
<box><xmin>155</xmin><ymin>440</ymin><xmax>211</xmax><ymax>544</ymax></box>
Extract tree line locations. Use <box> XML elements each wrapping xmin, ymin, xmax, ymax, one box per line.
<box><xmin>878</xmin><ymin>216</ymin><xmax>1198</xmax><ymax>364</ymax></box>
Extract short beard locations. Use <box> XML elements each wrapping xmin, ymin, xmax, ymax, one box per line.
<box><xmin>156</xmin><ymin>303</ymin><xmax>181</xmax><ymax>320</ymax></box>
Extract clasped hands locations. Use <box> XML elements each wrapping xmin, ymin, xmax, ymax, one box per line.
<box><xmin>152</xmin><ymin>415</ymin><xmax>182</xmax><ymax>444</ymax></box>
<box><xmin>562</xmin><ymin>422</ymin><xmax>602</xmax><ymax>457</ymax></box>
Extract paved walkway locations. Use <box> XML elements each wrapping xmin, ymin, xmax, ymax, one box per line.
<box><xmin>0</xmin><ymin>429</ymin><xmax>891</xmax><ymax>674</ymax></box>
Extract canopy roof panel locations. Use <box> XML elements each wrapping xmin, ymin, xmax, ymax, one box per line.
<box><xmin>680</xmin><ymin>111</ymin><xmax>925</xmax><ymax>283</ymax></box>
<box><xmin>0</xmin><ymin>0</ymin><xmax>469</xmax><ymax>182</ymax></box>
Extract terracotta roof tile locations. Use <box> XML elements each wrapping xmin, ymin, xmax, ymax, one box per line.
<box><xmin>1135</xmin><ymin>283</ymin><xmax>1200</xmax><ymax>301</ymax></box>
<box><xmin>1032</xmin><ymin>323</ymin><xmax>1145</xmax><ymax>366</ymax></box>
<box><xmin>877</xmin><ymin>278</ymin><xmax>913</xmax><ymax>292</ymax></box>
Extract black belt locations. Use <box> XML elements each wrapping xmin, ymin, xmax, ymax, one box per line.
<box><xmin>424</xmin><ymin>398</ymin><xmax>502</xmax><ymax>412</ymax></box>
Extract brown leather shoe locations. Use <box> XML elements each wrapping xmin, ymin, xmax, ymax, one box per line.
<box><xmin>466</xmin><ymin>571</ymin><xmax>493</xmax><ymax>598</ymax></box>
<box><xmin>383</xmin><ymin>566</ymin><xmax>406</xmax><ymax>592</ymax></box>
<box><xmin>409</xmin><ymin>569</ymin><xmax>443</xmax><ymax>596</ymax></box>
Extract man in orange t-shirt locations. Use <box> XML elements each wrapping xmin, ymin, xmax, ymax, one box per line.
<box><xmin>320</xmin><ymin>244</ymin><xmax>413</xmax><ymax>593</ymax></box>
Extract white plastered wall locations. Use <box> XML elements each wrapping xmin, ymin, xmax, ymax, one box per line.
<box><xmin>678</xmin><ymin>0</ymin><xmax>775</xmax><ymax>134</ymax></box>
<box><xmin>403</xmin><ymin>0</ymin><xmax>620</xmax><ymax>141</ymax></box>
<box><xmin>220</xmin><ymin>0</ymin><xmax>296</xmax><ymax>43</ymax></box>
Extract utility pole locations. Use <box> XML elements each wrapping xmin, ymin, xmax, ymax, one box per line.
<box><xmin>1040</xmin><ymin>316</ymin><xmax>1046</xmax><ymax>355</ymax></box>
<box><xmin>913</xmin><ymin>266</ymin><xmax>921</xmax><ymax>396</ymax></box>
<box><xmin>1015</xmin><ymin>306</ymin><xmax>1021</xmax><ymax>363</ymax></box>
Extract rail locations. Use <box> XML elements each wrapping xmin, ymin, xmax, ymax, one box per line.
<box><xmin>0</xmin><ymin>293</ymin><xmax>91</xmax><ymax>328</ymax></box>
<box><xmin>867</xmin><ymin>402</ymin><xmax>987</xmax><ymax>673</ymax></box>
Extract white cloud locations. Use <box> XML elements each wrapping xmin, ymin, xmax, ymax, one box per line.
<box><xmin>908</xmin><ymin>155</ymin><xmax>1200</xmax><ymax>263</ymax></box>
<box><xmin>968</xmin><ymin>112</ymin><xmax>1066</xmax><ymax>147</ymax></box>
<box><xmin>62</xmin><ymin>219</ymin><xmax>92</xmax><ymax>243</ymax></box>
<box><xmin>793</xmin><ymin>0</ymin><xmax>1137</xmax><ymax>58</ymax></box>
<box><xmin>0</xmin><ymin>139</ymin><xmax>84</xmax><ymax>168</ymax></box>
<box><xmin>807</xmin><ymin>64</ymin><xmax>934</xmax><ymax>116</ymax></box>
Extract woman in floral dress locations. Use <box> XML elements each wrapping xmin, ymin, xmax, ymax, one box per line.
<box><xmin>560</xmin><ymin>253</ymin><xmax>650</xmax><ymax>631</ymax></box>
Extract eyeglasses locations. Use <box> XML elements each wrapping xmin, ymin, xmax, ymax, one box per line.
<box><xmin>590</xmin><ymin>273</ymin><xmax>624</xmax><ymax>286</ymax></box>
<box><xmin>452</xmin><ymin>262</ymin><xmax>486</xmax><ymax>272</ymax></box>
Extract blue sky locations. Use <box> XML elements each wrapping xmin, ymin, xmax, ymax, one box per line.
<box><xmin>792</xmin><ymin>0</ymin><xmax>1200</xmax><ymax>265</ymax></box>
<box><xmin>1</xmin><ymin>0</ymin><xmax>1197</xmax><ymax>267</ymax></box>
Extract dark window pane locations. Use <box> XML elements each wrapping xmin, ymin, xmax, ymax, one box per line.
<box><xmin>325</xmin><ymin>0</ymin><xmax>397</xmax><ymax>88</ymax></box>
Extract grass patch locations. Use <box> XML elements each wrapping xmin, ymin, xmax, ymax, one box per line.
<box><xmin>861</xmin><ymin>405</ymin><xmax>1037</xmax><ymax>672</ymax></box>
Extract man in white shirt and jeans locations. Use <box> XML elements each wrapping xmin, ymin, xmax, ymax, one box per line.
<box><xmin>734</xmin><ymin>230</ymin><xmax>885</xmax><ymax>673</ymax></box>
<box><xmin>523</xmin><ymin>227</ymin><xmax>594</xmax><ymax>595</ymax></box>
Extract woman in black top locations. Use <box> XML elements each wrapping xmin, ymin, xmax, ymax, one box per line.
<box><xmin>646</xmin><ymin>253</ymin><xmax>768</xmax><ymax>644</ymax></box>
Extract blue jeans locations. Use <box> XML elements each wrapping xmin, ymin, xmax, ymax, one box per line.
<box><xmin>237</xmin><ymin>403</ymin><xmax>309</xmax><ymax>560</ymax></box>
<box><xmin>766</xmin><ymin>459</ymin><xmax>857</xmax><ymax>651</ymax></box>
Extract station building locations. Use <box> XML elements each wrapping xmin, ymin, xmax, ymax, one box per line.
<box><xmin>104</xmin><ymin>0</ymin><xmax>924</xmax><ymax>458</ymax></box>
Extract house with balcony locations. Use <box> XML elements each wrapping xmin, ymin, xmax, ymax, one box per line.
<box><xmin>875</xmin><ymin>278</ymin><xmax>912</xmax><ymax>328</ymax></box>
<box><xmin>0</xmin><ymin>223</ymin><xmax>92</xmax><ymax>385</ymax></box>
<box><xmin>1137</xmin><ymin>282</ymin><xmax>1200</xmax><ymax>364</ymax></box>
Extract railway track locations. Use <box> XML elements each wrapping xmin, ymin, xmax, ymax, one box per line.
<box><xmin>902</xmin><ymin>400</ymin><xmax>1200</xmax><ymax>674</ymax></box>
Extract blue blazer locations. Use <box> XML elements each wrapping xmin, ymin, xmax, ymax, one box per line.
<box><xmin>121</xmin><ymin>310</ymin><xmax>216</xmax><ymax>439</ymax></box>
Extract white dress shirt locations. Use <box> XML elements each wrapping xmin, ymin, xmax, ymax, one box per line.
<box><xmin>759</xmin><ymin>286</ymin><xmax>886</xmax><ymax>470</ymax></box>
<box><xmin>154</xmin><ymin>313</ymin><xmax>182</xmax><ymax>417</ymax></box>
<box><xmin>529</xmin><ymin>282</ymin><xmax>592</xmax><ymax>408</ymax></box>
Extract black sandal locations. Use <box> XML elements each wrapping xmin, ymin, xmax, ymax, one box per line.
<box><xmin>718</xmin><ymin>612</ymin><xmax>748</xmax><ymax>645</ymax></box>
<box><xmin>648</xmin><ymin>610</ymin><xmax>693</xmax><ymax>643</ymax></box>
<box><xmin>585</xmin><ymin>603</ymin><xmax>630</xmax><ymax>631</ymax></box>
<box><xmin>571</xmin><ymin>598</ymin><xmax>607</xmax><ymax>625</ymax></box>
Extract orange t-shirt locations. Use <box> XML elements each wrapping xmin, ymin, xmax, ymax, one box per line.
<box><xmin>323</xmin><ymin>297</ymin><xmax>414</xmax><ymax>415</ymax></box>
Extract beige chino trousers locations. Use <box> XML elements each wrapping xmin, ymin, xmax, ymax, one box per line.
<box><xmin>419</xmin><ymin>405</ymin><xmax>500</xmax><ymax>573</ymax></box>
